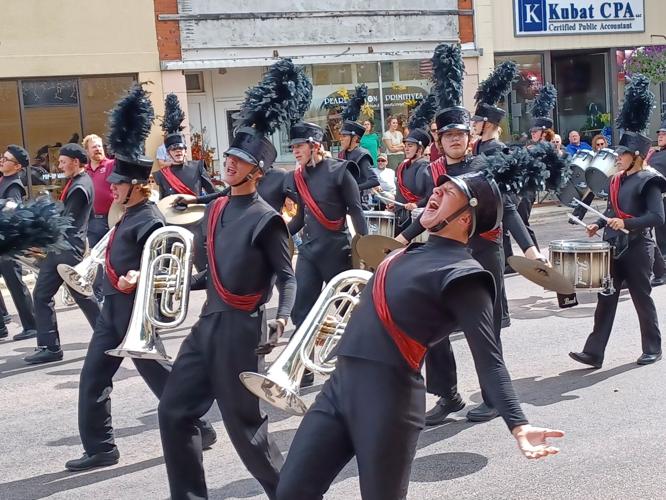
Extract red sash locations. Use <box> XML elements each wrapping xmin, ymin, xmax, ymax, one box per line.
<box><xmin>609</xmin><ymin>172</ymin><xmax>634</xmax><ymax>220</ymax></box>
<box><xmin>161</xmin><ymin>167</ymin><xmax>196</xmax><ymax>196</ymax></box>
<box><xmin>60</xmin><ymin>178</ymin><xmax>73</xmax><ymax>201</ymax></box>
<box><xmin>396</xmin><ymin>160</ymin><xmax>421</xmax><ymax>203</ymax></box>
<box><xmin>207</xmin><ymin>196</ymin><xmax>264</xmax><ymax>311</ymax></box>
<box><xmin>372</xmin><ymin>249</ymin><xmax>427</xmax><ymax>371</ymax></box>
<box><xmin>293</xmin><ymin>167</ymin><xmax>344</xmax><ymax>231</ymax></box>
<box><xmin>104</xmin><ymin>223</ymin><xmax>135</xmax><ymax>294</ymax></box>
<box><xmin>429</xmin><ymin>157</ymin><xmax>448</xmax><ymax>186</ymax></box>
<box><xmin>479</xmin><ymin>227</ymin><xmax>502</xmax><ymax>243</ymax></box>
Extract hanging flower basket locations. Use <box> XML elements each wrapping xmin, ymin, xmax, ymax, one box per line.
<box><xmin>624</xmin><ymin>45</ymin><xmax>666</xmax><ymax>83</ymax></box>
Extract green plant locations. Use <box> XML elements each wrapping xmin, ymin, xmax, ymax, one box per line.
<box><xmin>624</xmin><ymin>45</ymin><xmax>666</xmax><ymax>83</ymax></box>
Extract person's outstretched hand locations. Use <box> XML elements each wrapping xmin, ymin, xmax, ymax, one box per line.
<box><xmin>512</xmin><ymin>424</ymin><xmax>564</xmax><ymax>459</ymax></box>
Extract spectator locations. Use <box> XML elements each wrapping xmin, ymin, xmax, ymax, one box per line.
<box><xmin>550</xmin><ymin>133</ymin><xmax>564</xmax><ymax>156</ymax></box>
<box><xmin>429</xmin><ymin>121</ymin><xmax>442</xmax><ymax>162</ymax></box>
<box><xmin>591</xmin><ymin>134</ymin><xmax>609</xmax><ymax>152</ymax></box>
<box><xmin>372</xmin><ymin>153</ymin><xmax>396</xmax><ymax>201</ymax></box>
<box><xmin>382</xmin><ymin>116</ymin><xmax>405</xmax><ymax>171</ymax></box>
<box><xmin>565</xmin><ymin>130</ymin><xmax>592</xmax><ymax>155</ymax></box>
<box><xmin>359</xmin><ymin>119</ymin><xmax>382</xmax><ymax>163</ymax></box>
<box><xmin>156</xmin><ymin>132</ymin><xmax>172</xmax><ymax>169</ymax></box>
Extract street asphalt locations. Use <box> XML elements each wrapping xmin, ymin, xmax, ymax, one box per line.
<box><xmin>1</xmin><ymin>205</ymin><xmax>664</xmax><ymax>499</ymax></box>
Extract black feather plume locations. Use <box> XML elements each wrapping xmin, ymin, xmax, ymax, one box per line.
<box><xmin>475</xmin><ymin>61</ymin><xmax>519</xmax><ymax>106</ymax></box>
<box><xmin>107</xmin><ymin>84</ymin><xmax>155</xmax><ymax>159</ymax></box>
<box><xmin>474</xmin><ymin>148</ymin><xmax>526</xmax><ymax>194</ymax></box>
<box><xmin>341</xmin><ymin>84</ymin><xmax>368</xmax><ymax>121</ymax></box>
<box><xmin>431</xmin><ymin>43</ymin><xmax>464</xmax><ymax>110</ymax></box>
<box><xmin>0</xmin><ymin>199</ymin><xmax>72</xmax><ymax>257</ymax></box>
<box><xmin>162</xmin><ymin>93</ymin><xmax>185</xmax><ymax>133</ymax></box>
<box><xmin>530</xmin><ymin>83</ymin><xmax>557</xmax><ymax>118</ymax></box>
<box><xmin>616</xmin><ymin>73</ymin><xmax>654</xmax><ymax>133</ymax></box>
<box><xmin>408</xmin><ymin>93</ymin><xmax>438</xmax><ymax>130</ymax></box>
<box><xmin>234</xmin><ymin>58</ymin><xmax>313</xmax><ymax>135</ymax></box>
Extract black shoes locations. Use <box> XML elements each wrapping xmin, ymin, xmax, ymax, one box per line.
<box><xmin>24</xmin><ymin>346</ymin><xmax>63</xmax><ymax>364</ymax></box>
<box><xmin>466</xmin><ymin>402</ymin><xmax>500</xmax><ymax>422</ymax></box>
<box><xmin>501</xmin><ymin>316</ymin><xmax>511</xmax><ymax>329</ymax></box>
<box><xmin>300</xmin><ymin>370</ymin><xmax>315</xmax><ymax>389</ymax></box>
<box><xmin>65</xmin><ymin>448</ymin><xmax>120</xmax><ymax>472</ymax></box>
<box><xmin>569</xmin><ymin>351</ymin><xmax>602</xmax><ymax>369</ymax></box>
<box><xmin>13</xmin><ymin>329</ymin><xmax>37</xmax><ymax>341</ymax></box>
<box><xmin>0</xmin><ymin>325</ymin><xmax>8</xmax><ymax>339</ymax></box>
<box><xmin>425</xmin><ymin>396</ymin><xmax>465</xmax><ymax>426</ymax></box>
<box><xmin>198</xmin><ymin>422</ymin><xmax>217</xmax><ymax>450</ymax></box>
<box><xmin>637</xmin><ymin>352</ymin><xmax>662</xmax><ymax>365</ymax></box>
<box><xmin>2</xmin><ymin>314</ymin><xmax>11</xmax><ymax>324</ymax></box>
<box><xmin>651</xmin><ymin>276</ymin><xmax>665</xmax><ymax>287</ymax></box>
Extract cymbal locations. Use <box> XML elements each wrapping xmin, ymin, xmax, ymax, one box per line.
<box><xmin>507</xmin><ymin>256</ymin><xmax>575</xmax><ymax>295</ymax></box>
<box><xmin>355</xmin><ymin>235</ymin><xmax>404</xmax><ymax>271</ymax></box>
<box><xmin>157</xmin><ymin>194</ymin><xmax>205</xmax><ymax>225</ymax></box>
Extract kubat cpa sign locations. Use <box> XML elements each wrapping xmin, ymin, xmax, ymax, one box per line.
<box><xmin>514</xmin><ymin>0</ymin><xmax>645</xmax><ymax>36</ymax></box>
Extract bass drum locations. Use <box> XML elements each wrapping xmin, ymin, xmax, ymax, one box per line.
<box><xmin>585</xmin><ymin>148</ymin><xmax>617</xmax><ymax>198</ymax></box>
<box><xmin>570</xmin><ymin>149</ymin><xmax>595</xmax><ymax>190</ymax></box>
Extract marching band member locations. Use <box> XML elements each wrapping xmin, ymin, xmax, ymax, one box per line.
<box><xmin>153</xmin><ymin>93</ymin><xmax>216</xmax><ymax>270</ymax></box>
<box><xmin>24</xmin><ymin>143</ymin><xmax>101</xmax><ymax>364</ymax></box>
<box><xmin>571</xmin><ymin>74</ymin><xmax>666</xmax><ymax>369</ymax></box>
<box><xmin>276</xmin><ymin>170</ymin><xmax>563</xmax><ymax>500</ymax></box>
<box><xmin>158</xmin><ymin>59</ymin><xmax>303</xmax><ymax>499</ymax></box>
<box><xmin>0</xmin><ymin>145</ymin><xmax>37</xmax><ymax>341</ymax></box>
<box><xmin>65</xmin><ymin>85</ymin><xmax>216</xmax><ymax>472</ymax></box>
<box><xmin>337</xmin><ymin>85</ymin><xmax>380</xmax><ymax>197</ymax></box>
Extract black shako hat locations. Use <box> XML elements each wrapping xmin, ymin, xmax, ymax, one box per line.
<box><xmin>436</xmin><ymin>106</ymin><xmax>470</xmax><ymax>133</ymax></box>
<box><xmin>436</xmin><ymin>171</ymin><xmax>503</xmax><ymax>236</ymax></box>
<box><xmin>226</xmin><ymin>127</ymin><xmax>277</xmax><ymax>170</ymax></box>
<box><xmin>340</xmin><ymin>120</ymin><xmax>366</xmax><ymax>138</ymax></box>
<box><xmin>230</xmin><ymin>58</ymin><xmax>312</xmax><ymax>172</ymax></box>
<box><xmin>615</xmin><ymin>74</ymin><xmax>654</xmax><ymax>158</ymax></box>
<box><xmin>162</xmin><ymin>93</ymin><xmax>186</xmax><ymax>151</ymax></box>
<box><xmin>289</xmin><ymin>122</ymin><xmax>325</xmax><ymax>145</ymax></box>
<box><xmin>6</xmin><ymin>144</ymin><xmax>30</xmax><ymax>168</ymax></box>
<box><xmin>529</xmin><ymin>83</ymin><xmax>557</xmax><ymax>131</ymax></box>
<box><xmin>404</xmin><ymin>128</ymin><xmax>431</xmax><ymax>148</ymax></box>
<box><xmin>659</xmin><ymin>117</ymin><xmax>666</xmax><ymax>133</ymax></box>
<box><xmin>472</xmin><ymin>102</ymin><xmax>506</xmax><ymax>125</ymax></box>
<box><xmin>106</xmin><ymin>84</ymin><xmax>155</xmax><ymax>185</ymax></box>
<box><xmin>59</xmin><ymin>143</ymin><xmax>88</xmax><ymax>164</ymax></box>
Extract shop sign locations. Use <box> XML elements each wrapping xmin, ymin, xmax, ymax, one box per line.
<box><xmin>514</xmin><ymin>0</ymin><xmax>645</xmax><ymax>36</ymax></box>
<box><xmin>321</xmin><ymin>86</ymin><xmax>427</xmax><ymax>111</ymax></box>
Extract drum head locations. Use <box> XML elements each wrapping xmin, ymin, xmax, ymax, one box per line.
<box><xmin>549</xmin><ymin>239</ymin><xmax>610</xmax><ymax>252</ymax></box>
<box><xmin>508</xmin><ymin>256</ymin><xmax>575</xmax><ymax>294</ymax></box>
<box><xmin>355</xmin><ymin>235</ymin><xmax>404</xmax><ymax>271</ymax></box>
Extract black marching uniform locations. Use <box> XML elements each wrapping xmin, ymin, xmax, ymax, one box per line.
<box><xmin>649</xmin><ymin>147</ymin><xmax>666</xmax><ymax>261</ymax></box>
<box><xmin>276</xmin><ymin>235</ymin><xmax>528</xmax><ymax>500</ymax></box>
<box><xmin>257</xmin><ymin>168</ymin><xmax>291</xmax><ymax>213</ymax></box>
<box><xmin>576</xmin><ymin>169</ymin><xmax>666</xmax><ymax>364</ymax></box>
<box><xmin>394</xmin><ymin>156</ymin><xmax>430</xmax><ymax>235</ymax></box>
<box><xmin>158</xmin><ymin>192</ymin><xmax>296</xmax><ymax>499</ymax></box>
<box><xmin>287</xmin><ymin>154</ymin><xmax>368</xmax><ymax>328</ymax></box>
<box><xmin>29</xmin><ymin>169</ymin><xmax>101</xmax><ymax>357</ymax></box>
<box><xmin>340</xmin><ymin>146</ymin><xmax>380</xmax><ymax>193</ymax></box>
<box><xmin>0</xmin><ymin>173</ymin><xmax>37</xmax><ymax>336</ymax></box>
<box><xmin>153</xmin><ymin>160</ymin><xmax>216</xmax><ymax>271</ymax></box>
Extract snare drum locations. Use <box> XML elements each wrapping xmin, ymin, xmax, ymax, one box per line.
<box><xmin>549</xmin><ymin>239</ymin><xmax>612</xmax><ymax>292</ymax></box>
<box><xmin>411</xmin><ymin>208</ymin><xmax>429</xmax><ymax>243</ymax></box>
<box><xmin>364</xmin><ymin>210</ymin><xmax>395</xmax><ymax>238</ymax></box>
<box><xmin>570</xmin><ymin>149</ymin><xmax>595</xmax><ymax>190</ymax></box>
<box><xmin>585</xmin><ymin>148</ymin><xmax>617</xmax><ymax>198</ymax></box>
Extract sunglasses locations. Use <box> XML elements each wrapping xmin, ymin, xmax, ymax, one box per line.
<box><xmin>378</xmin><ymin>159</ymin><xmax>388</xmax><ymax>162</ymax></box>
<box><xmin>595</xmin><ymin>142</ymin><xmax>606</xmax><ymax>147</ymax></box>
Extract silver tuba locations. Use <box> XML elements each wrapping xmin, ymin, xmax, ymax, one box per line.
<box><xmin>240</xmin><ymin>269</ymin><xmax>371</xmax><ymax>415</ymax></box>
<box><xmin>57</xmin><ymin>229</ymin><xmax>113</xmax><ymax>297</ymax></box>
<box><xmin>106</xmin><ymin>225</ymin><xmax>194</xmax><ymax>361</ymax></box>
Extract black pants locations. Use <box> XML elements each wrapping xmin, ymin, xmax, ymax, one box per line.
<box><xmin>0</xmin><ymin>259</ymin><xmax>36</xmax><ymax>331</ymax></box>
<box><xmin>292</xmin><ymin>236</ymin><xmax>351</xmax><ymax>327</ymax></box>
<box><xmin>188</xmin><ymin>221</ymin><xmax>207</xmax><ymax>273</ymax></box>
<box><xmin>78</xmin><ymin>293</ymin><xmax>171</xmax><ymax>455</ymax></box>
<box><xmin>87</xmin><ymin>216</ymin><xmax>109</xmax><ymax>302</ymax></box>
<box><xmin>34</xmin><ymin>250</ymin><xmax>101</xmax><ymax>347</ymax></box>
<box><xmin>276</xmin><ymin>356</ymin><xmax>424</xmax><ymax>500</ymax></box>
<box><xmin>159</xmin><ymin>309</ymin><xmax>282</xmax><ymax>500</ymax></box>
<box><xmin>517</xmin><ymin>192</ymin><xmax>539</xmax><ymax>250</ymax></box>
<box><xmin>653</xmin><ymin>199</ymin><xmax>666</xmax><ymax>279</ymax></box>
<box><xmin>583</xmin><ymin>236</ymin><xmax>661</xmax><ymax>360</ymax></box>
<box><xmin>425</xmin><ymin>241</ymin><xmax>504</xmax><ymax>403</ymax></box>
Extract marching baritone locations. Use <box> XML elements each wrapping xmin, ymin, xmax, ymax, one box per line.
<box><xmin>24</xmin><ymin>143</ymin><xmax>101</xmax><ymax>364</ymax></box>
<box><xmin>276</xmin><ymin>171</ymin><xmax>564</xmax><ymax>500</ymax></box>
<box><xmin>65</xmin><ymin>85</ymin><xmax>216</xmax><ymax>472</ymax></box>
<box><xmin>571</xmin><ymin>74</ymin><xmax>666</xmax><ymax>369</ymax></box>
<box><xmin>0</xmin><ymin>144</ymin><xmax>37</xmax><ymax>341</ymax></box>
<box><xmin>158</xmin><ymin>59</ymin><xmax>303</xmax><ymax>500</ymax></box>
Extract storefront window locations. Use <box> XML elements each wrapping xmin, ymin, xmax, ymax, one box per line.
<box><xmin>274</xmin><ymin>61</ymin><xmax>431</xmax><ymax>164</ymax></box>
<box><xmin>1</xmin><ymin>75</ymin><xmax>135</xmax><ymax>198</ymax></box>
<box><xmin>494</xmin><ymin>53</ymin><xmax>544</xmax><ymax>143</ymax></box>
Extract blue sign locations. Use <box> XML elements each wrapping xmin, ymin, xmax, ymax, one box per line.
<box><xmin>514</xmin><ymin>0</ymin><xmax>645</xmax><ymax>36</ymax></box>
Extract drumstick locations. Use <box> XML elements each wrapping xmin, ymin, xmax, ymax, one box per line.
<box><xmin>572</xmin><ymin>198</ymin><xmax>629</xmax><ymax>234</ymax></box>
<box><xmin>374</xmin><ymin>193</ymin><xmax>407</xmax><ymax>207</ymax></box>
<box><xmin>568</xmin><ymin>214</ymin><xmax>601</xmax><ymax>236</ymax></box>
